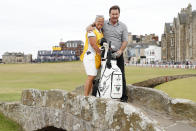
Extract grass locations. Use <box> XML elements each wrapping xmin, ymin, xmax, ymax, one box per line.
<box><xmin>0</xmin><ymin>61</ymin><xmax>86</xmax><ymax>101</ymax></box>
<box><xmin>0</xmin><ymin>112</ymin><xmax>22</xmax><ymax>131</ymax></box>
<box><xmin>125</xmin><ymin>66</ymin><xmax>196</xmax><ymax>102</ymax></box>
<box><xmin>125</xmin><ymin>66</ymin><xmax>196</xmax><ymax>84</ymax></box>
<box><xmin>155</xmin><ymin>77</ymin><xmax>196</xmax><ymax>102</ymax></box>
<box><xmin>0</xmin><ymin>61</ymin><xmax>196</xmax><ymax>130</ymax></box>
<box><xmin>0</xmin><ymin>62</ymin><xmax>196</xmax><ymax>101</ymax></box>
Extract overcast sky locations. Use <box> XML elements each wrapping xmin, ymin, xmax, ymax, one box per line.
<box><xmin>0</xmin><ymin>0</ymin><xmax>196</xmax><ymax>58</ymax></box>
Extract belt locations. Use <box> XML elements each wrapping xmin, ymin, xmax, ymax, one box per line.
<box><xmin>86</xmin><ymin>51</ymin><xmax>91</xmax><ymax>55</ymax></box>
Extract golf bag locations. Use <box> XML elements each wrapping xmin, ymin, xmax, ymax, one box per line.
<box><xmin>92</xmin><ymin>38</ymin><xmax>123</xmax><ymax>99</ymax></box>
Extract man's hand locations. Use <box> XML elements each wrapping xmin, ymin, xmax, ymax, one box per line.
<box><xmin>112</xmin><ymin>50</ymin><xmax>123</xmax><ymax>58</ymax></box>
<box><xmin>86</xmin><ymin>24</ymin><xmax>95</xmax><ymax>32</ymax></box>
<box><xmin>116</xmin><ymin>50</ymin><xmax>123</xmax><ymax>58</ymax></box>
<box><xmin>118</xmin><ymin>41</ymin><xmax>127</xmax><ymax>57</ymax></box>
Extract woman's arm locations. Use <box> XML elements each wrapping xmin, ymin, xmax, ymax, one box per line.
<box><xmin>89</xmin><ymin>37</ymin><xmax>101</xmax><ymax>55</ymax></box>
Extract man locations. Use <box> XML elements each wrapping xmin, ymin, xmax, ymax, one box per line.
<box><xmin>89</xmin><ymin>5</ymin><xmax>128</xmax><ymax>102</ymax></box>
<box><xmin>105</xmin><ymin>5</ymin><xmax>128</xmax><ymax>102</ymax></box>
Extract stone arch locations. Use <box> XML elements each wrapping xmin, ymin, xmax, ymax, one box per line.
<box><xmin>36</xmin><ymin>126</ymin><xmax>66</xmax><ymax>131</ymax></box>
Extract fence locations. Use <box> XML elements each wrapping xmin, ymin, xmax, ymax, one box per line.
<box><xmin>128</xmin><ymin>63</ymin><xmax>196</xmax><ymax>69</ymax></box>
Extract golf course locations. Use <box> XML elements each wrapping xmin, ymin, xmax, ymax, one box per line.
<box><xmin>0</xmin><ymin>61</ymin><xmax>196</xmax><ymax>130</ymax></box>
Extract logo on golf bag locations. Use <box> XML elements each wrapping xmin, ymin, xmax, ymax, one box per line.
<box><xmin>115</xmin><ymin>86</ymin><xmax>120</xmax><ymax>92</ymax></box>
<box><xmin>99</xmin><ymin>81</ymin><xmax>106</xmax><ymax>92</ymax></box>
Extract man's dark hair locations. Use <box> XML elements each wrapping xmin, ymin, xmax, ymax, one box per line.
<box><xmin>109</xmin><ymin>5</ymin><xmax>120</xmax><ymax>14</ymax></box>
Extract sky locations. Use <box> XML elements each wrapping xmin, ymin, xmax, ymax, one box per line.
<box><xmin>0</xmin><ymin>0</ymin><xmax>196</xmax><ymax>59</ymax></box>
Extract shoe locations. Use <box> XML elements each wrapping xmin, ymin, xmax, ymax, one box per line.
<box><xmin>120</xmin><ymin>99</ymin><xmax>127</xmax><ymax>103</ymax></box>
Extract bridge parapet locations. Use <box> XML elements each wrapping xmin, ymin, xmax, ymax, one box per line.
<box><xmin>0</xmin><ymin>89</ymin><xmax>162</xmax><ymax>131</ymax></box>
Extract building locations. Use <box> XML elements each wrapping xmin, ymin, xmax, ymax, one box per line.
<box><xmin>145</xmin><ymin>45</ymin><xmax>161</xmax><ymax>64</ymax></box>
<box><xmin>2</xmin><ymin>52</ymin><xmax>32</xmax><ymax>64</ymax></box>
<box><xmin>125</xmin><ymin>33</ymin><xmax>160</xmax><ymax>64</ymax></box>
<box><xmin>161</xmin><ymin>4</ymin><xmax>196</xmax><ymax>64</ymax></box>
<box><xmin>59</xmin><ymin>40</ymin><xmax>83</xmax><ymax>59</ymax></box>
<box><xmin>37</xmin><ymin>40</ymin><xmax>84</xmax><ymax>62</ymax></box>
<box><xmin>130</xmin><ymin>44</ymin><xmax>147</xmax><ymax>64</ymax></box>
<box><xmin>161</xmin><ymin>23</ymin><xmax>175</xmax><ymax>63</ymax></box>
<box><xmin>128</xmin><ymin>33</ymin><xmax>159</xmax><ymax>44</ymax></box>
<box><xmin>126</xmin><ymin>42</ymin><xmax>160</xmax><ymax>64</ymax></box>
<box><xmin>37</xmin><ymin>50</ymin><xmax>77</xmax><ymax>62</ymax></box>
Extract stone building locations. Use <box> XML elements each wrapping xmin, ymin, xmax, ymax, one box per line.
<box><xmin>2</xmin><ymin>52</ymin><xmax>32</xmax><ymax>64</ymax></box>
<box><xmin>161</xmin><ymin>4</ymin><xmax>196</xmax><ymax>64</ymax></box>
<box><xmin>128</xmin><ymin>33</ymin><xmax>159</xmax><ymax>44</ymax></box>
<box><xmin>161</xmin><ymin>23</ymin><xmax>175</xmax><ymax>63</ymax></box>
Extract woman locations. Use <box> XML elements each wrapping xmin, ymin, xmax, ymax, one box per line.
<box><xmin>80</xmin><ymin>15</ymin><xmax>104</xmax><ymax>96</ymax></box>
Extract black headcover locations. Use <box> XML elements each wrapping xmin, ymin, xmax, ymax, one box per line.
<box><xmin>100</xmin><ymin>38</ymin><xmax>107</xmax><ymax>46</ymax></box>
<box><xmin>106</xmin><ymin>41</ymin><xmax>112</xmax><ymax>69</ymax></box>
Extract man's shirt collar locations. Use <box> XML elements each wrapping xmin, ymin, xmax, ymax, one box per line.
<box><xmin>107</xmin><ymin>19</ymin><xmax>119</xmax><ymax>26</ymax></box>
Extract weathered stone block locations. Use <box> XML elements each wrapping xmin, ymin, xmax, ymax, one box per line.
<box><xmin>21</xmin><ymin>89</ymin><xmax>44</xmax><ymax>106</ymax></box>
<box><xmin>170</xmin><ymin>99</ymin><xmax>196</xmax><ymax>121</ymax></box>
<box><xmin>45</xmin><ymin>89</ymin><xmax>67</xmax><ymax>109</ymax></box>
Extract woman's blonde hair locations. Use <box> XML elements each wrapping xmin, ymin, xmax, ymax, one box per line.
<box><xmin>95</xmin><ymin>15</ymin><xmax>104</xmax><ymax>21</ymax></box>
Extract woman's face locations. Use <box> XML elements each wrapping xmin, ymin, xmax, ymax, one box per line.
<box><xmin>95</xmin><ymin>18</ymin><xmax>104</xmax><ymax>30</ymax></box>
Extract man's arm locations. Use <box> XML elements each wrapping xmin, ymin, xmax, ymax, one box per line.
<box><xmin>116</xmin><ymin>24</ymin><xmax>128</xmax><ymax>57</ymax></box>
<box><xmin>86</xmin><ymin>20</ymin><xmax>106</xmax><ymax>32</ymax></box>
<box><xmin>86</xmin><ymin>23</ymin><xmax>96</xmax><ymax>32</ymax></box>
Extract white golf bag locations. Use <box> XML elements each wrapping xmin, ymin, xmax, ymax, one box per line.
<box><xmin>96</xmin><ymin>39</ymin><xmax>123</xmax><ymax>99</ymax></box>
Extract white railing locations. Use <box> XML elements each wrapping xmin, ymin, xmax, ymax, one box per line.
<box><xmin>127</xmin><ymin>63</ymin><xmax>196</xmax><ymax>69</ymax></box>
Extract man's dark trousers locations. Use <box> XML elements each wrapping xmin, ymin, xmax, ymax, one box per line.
<box><xmin>116</xmin><ymin>54</ymin><xmax>128</xmax><ymax>101</ymax></box>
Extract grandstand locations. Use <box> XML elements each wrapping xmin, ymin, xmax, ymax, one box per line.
<box><xmin>37</xmin><ymin>40</ymin><xmax>84</xmax><ymax>62</ymax></box>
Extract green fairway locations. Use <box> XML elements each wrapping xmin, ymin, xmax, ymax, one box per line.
<box><xmin>155</xmin><ymin>77</ymin><xmax>196</xmax><ymax>102</ymax></box>
<box><xmin>0</xmin><ymin>62</ymin><xmax>196</xmax><ymax>101</ymax></box>
<box><xmin>125</xmin><ymin>65</ymin><xmax>196</xmax><ymax>84</ymax></box>
<box><xmin>0</xmin><ymin>62</ymin><xmax>86</xmax><ymax>101</ymax></box>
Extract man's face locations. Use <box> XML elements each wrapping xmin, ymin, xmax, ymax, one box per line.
<box><xmin>109</xmin><ymin>9</ymin><xmax>120</xmax><ymax>24</ymax></box>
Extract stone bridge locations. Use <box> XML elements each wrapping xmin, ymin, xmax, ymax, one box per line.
<box><xmin>0</xmin><ymin>84</ymin><xmax>196</xmax><ymax>130</ymax></box>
